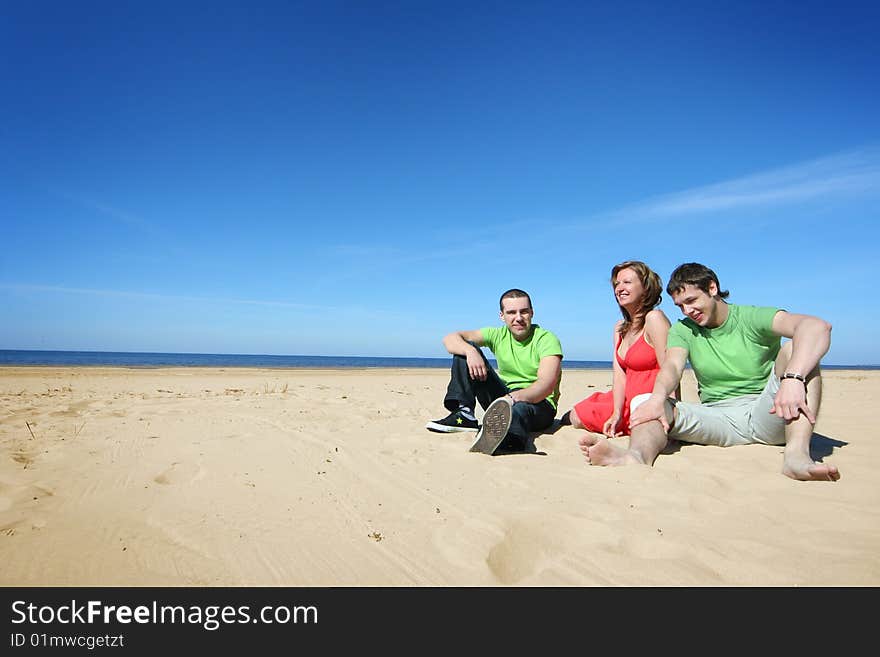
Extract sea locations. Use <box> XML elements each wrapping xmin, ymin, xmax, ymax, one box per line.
<box><xmin>0</xmin><ymin>350</ymin><xmax>876</xmax><ymax>370</ymax></box>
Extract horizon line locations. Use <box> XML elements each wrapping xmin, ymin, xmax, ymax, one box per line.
<box><xmin>0</xmin><ymin>348</ymin><xmax>875</xmax><ymax>368</ymax></box>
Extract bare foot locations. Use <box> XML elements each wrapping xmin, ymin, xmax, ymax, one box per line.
<box><xmin>578</xmin><ymin>433</ymin><xmax>643</xmax><ymax>466</ymax></box>
<box><xmin>577</xmin><ymin>432</ymin><xmax>595</xmax><ymax>458</ymax></box>
<box><xmin>782</xmin><ymin>453</ymin><xmax>841</xmax><ymax>481</ymax></box>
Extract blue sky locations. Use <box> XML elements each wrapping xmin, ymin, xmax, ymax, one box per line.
<box><xmin>2</xmin><ymin>1</ymin><xmax>878</xmax><ymax>364</ymax></box>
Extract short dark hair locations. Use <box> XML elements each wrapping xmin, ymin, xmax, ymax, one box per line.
<box><xmin>666</xmin><ymin>263</ymin><xmax>730</xmax><ymax>299</ymax></box>
<box><xmin>499</xmin><ymin>288</ymin><xmax>532</xmax><ymax>311</ymax></box>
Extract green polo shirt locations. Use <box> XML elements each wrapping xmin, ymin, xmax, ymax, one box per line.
<box><xmin>667</xmin><ymin>304</ymin><xmax>782</xmax><ymax>403</ymax></box>
<box><xmin>480</xmin><ymin>324</ymin><xmax>563</xmax><ymax>408</ymax></box>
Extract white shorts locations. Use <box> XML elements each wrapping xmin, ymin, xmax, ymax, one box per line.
<box><xmin>667</xmin><ymin>373</ymin><xmax>786</xmax><ymax>447</ymax></box>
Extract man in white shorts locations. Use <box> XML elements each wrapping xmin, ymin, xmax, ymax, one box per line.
<box><xmin>579</xmin><ymin>262</ymin><xmax>840</xmax><ymax>482</ymax></box>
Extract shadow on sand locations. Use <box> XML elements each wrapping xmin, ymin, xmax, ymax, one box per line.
<box><xmin>494</xmin><ymin>419</ymin><xmax>566</xmax><ymax>456</ymax></box>
<box><xmin>490</xmin><ymin>424</ymin><xmax>848</xmax><ymax>460</ymax></box>
<box><xmin>650</xmin><ymin>432</ymin><xmax>847</xmax><ymax>462</ymax></box>
<box><xmin>810</xmin><ymin>432</ymin><xmax>848</xmax><ymax>461</ymax></box>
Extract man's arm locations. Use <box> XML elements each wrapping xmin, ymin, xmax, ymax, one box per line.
<box><xmin>509</xmin><ymin>354</ymin><xmax>562</xmax><ymax>404</ymax></box>
<box><xmin>644</xmin><ymin>309</ymin><xmax>680</xmax><ymax>400</ymax></box>
<box><xmin>629</xmin><ymin>346</ymin><xmax>687</xmax><ymax>431</ymax></box>
<box><xmin>770</xmin><ymin>311</ymin><xmax>832</xmax><ymax>423</ymax></box>
<box><xmin>443</xmin><ymin>330</ymin><xmax>489</xmax><ymax>381</ymax></box>
<box><xmin>605</xmin><ymin>324</ymin><xmax>627</xmax><ymax>437</ymax></box>
<box><xmin>771</xmin><ymin>311</ymin><xmax>832</xmax><ymax>375</ymax></box>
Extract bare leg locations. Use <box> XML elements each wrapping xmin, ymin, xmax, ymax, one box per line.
<box><xmin>627</xmin><ymin>420</ymin><xmax>669</xmax><ymax>466</ymax></box>
<box><xmin>781</xmin><ymin>373</ymin><xmax>840</xmax><ymax>481</ymax></box>
<box><xmin>569</xmin><ymin>407</ymin><xmax>584</xmax><ymax>430</ymax></box>
<box><xmin>578</xmin><ymin>401</ymin><xmax>673</xmax><ymax>467</ymax></box>
<box><xmin>775</xmin><ymin>343</ymin><xmax>840</xmax><ymax>481</ymax></box>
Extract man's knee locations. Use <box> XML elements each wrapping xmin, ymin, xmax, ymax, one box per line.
<box><xmin>774</xmin><ymin>340</ymin><xmax>794</xmax><ymax>375</ymax></box>
<box><xmin>631</xmin><ymin>394</ymin><xmax>675</xmax><ymax>431</ymax></box>
<box><xmin>662</xmin><ymin>399</ymin><xmax>679</xmax><ymax>433</ymax></box>
<box><xmin>509</xmin><ymin>401</ymin><xmax>540</xmax><ymax>435</ymax></box>
<box><xmin>773</xmin><ymin>340</ymin><xmax>821</xmax><ymax>379</ymax></box>
<box><xmin>511</xmin><ymin>402</ymin><xmax>531</xmax><ymax>423</ymax></box>
<box><xmin>449</xmin><ymin>353</ymin><xmax>469</xmax><ymax>376</ymax></box>
<box><xmin>502</xmin><ymin>405</ymin><xmax>530</xmax><ymax>450</ymax></box>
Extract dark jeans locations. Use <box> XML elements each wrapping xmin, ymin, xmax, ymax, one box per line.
<box><xmin>443</xmin><ymin>350</ymin><xmax>556</xmax><ymax>449</ymax></box>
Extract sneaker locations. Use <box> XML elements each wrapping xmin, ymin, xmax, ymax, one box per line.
<box><xmin>426</xmin><ymin>410</ymin><xmax>479</xmax><ymax>433</ymax></box>
<box><xmin>469</xmin><ymin>396</ymin><xmax>513</xmax><ymax>455</ymax></box>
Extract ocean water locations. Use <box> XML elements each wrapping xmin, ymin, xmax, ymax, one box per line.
<box><xmin>0</xmin><ymin>350</ymin><xmax>617</xmax><ymax>369</ymax></box>
<box><xmin>0</xmin><ymin>350</ymin><xmax>875</xmax><ymax>370</ymax></box>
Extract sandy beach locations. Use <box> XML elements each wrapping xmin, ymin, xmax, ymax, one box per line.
<box><xmin>0</xmin><ymin>366</ymin><xmax>877</xmax><ymax>586</ymax></box>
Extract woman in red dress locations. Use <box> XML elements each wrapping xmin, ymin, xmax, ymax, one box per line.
<box><xmin>564</xmin><ymin>261</ymin><xmax>675</xmax><ymax>437</ymax></box>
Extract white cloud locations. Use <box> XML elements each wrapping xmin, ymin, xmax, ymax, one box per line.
<box><xmin>608</xmin><ymin>146</ymin><xmax>880</xmax><ymax>223</ymax></box>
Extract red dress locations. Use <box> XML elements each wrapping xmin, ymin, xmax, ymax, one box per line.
<box><xmin>573</xmin><ymin>332</ymin><xmax>660</xmax><ymax>435</ymax></box>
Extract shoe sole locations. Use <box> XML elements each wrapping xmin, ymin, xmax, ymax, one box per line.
<box><xmin>425</xmin><ymin>421</ymin><xmax>478</xmax><ymax>433</ymax></box>
<box><xmin>469</xmin><ymin>397</ymin><xmax>513</xmax><ymax>455</ymax></box>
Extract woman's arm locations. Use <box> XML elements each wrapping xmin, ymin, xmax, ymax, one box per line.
<box><xmin>644</xmin><ymin>310</ymin><xmax>680</xmax><ymax>400</ymax></box>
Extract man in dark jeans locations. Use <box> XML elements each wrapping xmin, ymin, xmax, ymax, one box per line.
<box><xmin>426</xmin><ymin>288</ymin><xmax>563</xmax><ymax>455</ymax></box>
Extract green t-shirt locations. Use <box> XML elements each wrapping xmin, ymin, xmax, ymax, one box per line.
<box><xmin>667</xmin><ymin>304</ymin><xmax>782</xmax><ymax>403</ymax></box>
<box><xmin>480</xmin><ymin>324</ymin><xmax>563</xmax><ymax>409</ymax></box>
